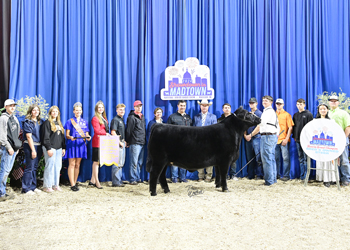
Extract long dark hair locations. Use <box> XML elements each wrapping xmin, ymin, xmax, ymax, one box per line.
<box><xmin>25</xmin><ymin>104</ymin><xmax>42</xmax><ymax>124</ymax></box>
<box><xmin>316</xmin><ymin>104</ymin><xmax>330</xmax><ymax>119</ymax></box>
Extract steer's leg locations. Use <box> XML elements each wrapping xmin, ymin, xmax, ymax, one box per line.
<box><xmin>215</xmin><ymin>166</ymin><xmax>221</xmax><ymax>188</ymax></box>
<box><xmin>159</xmin><ymin>166</ymin><xmax>170</xmax><ymax>194</ymax></box>
<box><xmin>149</xmin><ymin>165</ymin><xmax>162</xmax><ymax>196</ymax></box>
<box><xmin>220</xmin><ymin>165</ymin><xmax>229</xmax><ymax>192</ymax></box>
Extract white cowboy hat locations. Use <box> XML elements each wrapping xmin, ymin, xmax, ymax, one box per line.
<box><xmin>197</xmin><ymin>99</ymin><xmax>213</xmax><ymax>106</ymax></box>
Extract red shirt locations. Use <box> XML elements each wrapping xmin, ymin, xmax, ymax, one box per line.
<box><xmin>91</xmin><ymin>116</ymin><xmax>108</xmax><ymax>148</ymax></box>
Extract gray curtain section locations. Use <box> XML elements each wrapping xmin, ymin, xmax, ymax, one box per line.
<box><xmin>0</xmin><ymin>0</ymin><xmax>11</xmax><ymax>106</ymax></box>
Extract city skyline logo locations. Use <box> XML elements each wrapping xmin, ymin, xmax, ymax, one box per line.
<box><xmin>161</xmin><ymin>57</ymin><xmax>215</xmax><ymax>100</ymax></box>
<box><xmin>310</xmin><ymin>127</ymin><xmax>335</xmax><ymax>146</ymax></box>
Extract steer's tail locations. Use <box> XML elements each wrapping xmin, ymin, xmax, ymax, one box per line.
<box><xmin>146</xmin><ymin>154</ymin><xmax>152</xmax><ymax>172</ymax></box>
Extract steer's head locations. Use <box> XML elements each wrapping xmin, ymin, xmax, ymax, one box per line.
<box><xmin>233</xmin><ymin>106</ymin><xmax>261</xmax><ymax>127</ymax></box>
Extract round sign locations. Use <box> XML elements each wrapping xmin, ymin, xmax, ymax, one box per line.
<box><xmin>300</xmin><ymin>119</ymin><xmax>346</xmax><ymax>161</ymax></box>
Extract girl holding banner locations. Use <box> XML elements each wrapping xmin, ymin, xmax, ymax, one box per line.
<box><xmin>64</xmin><ymin>102</ymin><xmax>91</xmax><ymax>191</ymax></box>
<box><xmin>315</xmin><ymin>103</ymin><xmax>337</xmax><ymax>187</ymax></box>
<box><xmin>90</xmin><ymin>101</ymin><xmax>109</xmax><ymax>189</ymax></box>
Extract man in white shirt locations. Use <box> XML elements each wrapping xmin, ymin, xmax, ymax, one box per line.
<box><xmin>260</xmin><ymin>96</ymin><xmax>279</xmax><ymax>186</ymax></box>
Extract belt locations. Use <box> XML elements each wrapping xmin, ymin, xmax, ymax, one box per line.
<box><xmin>261</xmin><ymin>132</ymin><xmax>276</xmax><ymax>136</ymax></box>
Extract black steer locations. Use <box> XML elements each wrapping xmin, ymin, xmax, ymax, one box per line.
<box><xmin>146</xmin><ymin>107</ymin><xmax>261</xmax><ymax>196</ymax></box>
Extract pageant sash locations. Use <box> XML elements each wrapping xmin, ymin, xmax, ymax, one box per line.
<box><xmin>70</xmin><ymin>118</ymin><xmax>87</xmax><ymax>144</ymax></box>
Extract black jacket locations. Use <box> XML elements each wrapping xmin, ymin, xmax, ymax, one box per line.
<box><xmin>167</xmin><ymin>112</ymin><xmax>192</xmax><ymax>126</ymax></box>
<box><xmin>218</xmin><ymin>113</ymin><xmax>233</xmax><ymax>123</ymax></box>
<box><xmin>126</xmin><ymin>111</ymin><xmax>146</xmax><ymax>145</ymax></box>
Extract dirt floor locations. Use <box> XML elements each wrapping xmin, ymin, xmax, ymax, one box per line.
<box><xmin>1</xmin><ymin>178</ymin><xmax>350</xmax><ymax>250</ymax></box>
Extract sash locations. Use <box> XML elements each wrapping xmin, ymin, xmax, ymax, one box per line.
<box><xmin>70</xmin><ymin>118</ymin><xmax>87</xmax><ymax>144</ymax></box>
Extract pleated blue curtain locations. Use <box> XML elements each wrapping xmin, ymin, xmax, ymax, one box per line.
<box><xmin>9</xmin><ymin>0</ymin><xmax>350</xmax><ymax>181</ymax></box>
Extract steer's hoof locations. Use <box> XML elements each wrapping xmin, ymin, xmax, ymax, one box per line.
<box><xmin>215</xmin><ymin>185</ymin><xmax>221</xmax><ymax>189</ymax></box>
<box><xmin>222</xmin><ymin>188</ymin><xmax>229</xmax><ymax>192</ymax></box>
<box><xmin>150</xmin><ymin>192</ymin><xmax>157</xmax><ymax>196</ymax></box>
<box><xmin>164</xmin><ymin>188</ymin><xmax>170</xmax><ymax>194</ymax></box>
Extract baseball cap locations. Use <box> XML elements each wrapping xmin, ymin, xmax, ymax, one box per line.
<box><xmin>328</xmin><ymin>95</ymin><xmax>339</xmax><ymax>101</ymax></box>
<box><xmin>4</xmin><ymin>99</ymin><xmax>17</xmax><ymax>106</ymax></box>
<box><xmin>134</xmin><ymin>100</ymin><xmax>143</xmax><ymax>107</ymax></box>
<box><xmin>275</xmin><ymin>98</ymin><xmax>284</xmax><ymax>104</ymax></box>
<box><xmin>248</xmin><ymin>97</ymin><xmax>258</xmax><ymax>103</ymax></box>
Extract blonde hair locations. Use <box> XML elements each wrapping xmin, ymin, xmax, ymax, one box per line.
<box><xmin>25</xmin><ymin>104</ymin><xmax>42</xmax><ymax>124</ymax></box>
<box><xmin>95</xmin><ymin>101</ymin><xmax>108</xmax><ymax>124</ymax></box>
<box><xmin>116</xmin><ymin>103</ymin><xmax>126</xmax><ymax>109</ymax></box>
<box><xmin>48</xmin><ymin>106</ymin><xmax>64</xmax><ymax>132</ymax></box>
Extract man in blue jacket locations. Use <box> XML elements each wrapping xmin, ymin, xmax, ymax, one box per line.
<box><xmin>193</xmin><ymin>99</ymin><xmax>217</xmax><ymax>182</ymax></box>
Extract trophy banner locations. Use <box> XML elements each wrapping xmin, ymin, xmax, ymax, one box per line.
<box><xmin>99</xmin><ymin>136</ymin><xmax>119</xmax><ymax>166</ymax></box>
<box><xmin>300</xmin><ymin>119</ymin><xmax>346</xmax><ymax>161</ymax></box>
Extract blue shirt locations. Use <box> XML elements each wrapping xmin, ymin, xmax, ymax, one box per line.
<box><xmin>247</xmin><ymin>109</ymin><xmax>263</xmax><ymax>137</ymax></box>
<box><xmin>22</xmin><ymin>119</ymin><xmax>42</xmax><ymax>143</ymax></box>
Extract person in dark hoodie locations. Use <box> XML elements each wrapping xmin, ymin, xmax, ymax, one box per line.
<box><xmin>41</xmin><ymin>106</ymin><xmax>66</xmax><ymax>193</ymax></box>
<box><xmin>0</xmin><ymin>99</ymin><xmax>21</xmax><ymax>201</ymax></box>
<box><xmin>292</xmin><ymin>98</ymin><xmax>313</xmax><ymax>180</ymax></box>
<box><xmin>218</xmin><ymin>103</ymin><xmax>238</xmax><ymax>181</ymax></box>
<box><xmin>126</xmin><ymin>100</ymin><xmax>146</xmax><ymax>185</ymax></box>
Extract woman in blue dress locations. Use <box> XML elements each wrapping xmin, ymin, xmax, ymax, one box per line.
<box><xmin>64</xmin><ymin>102</ymin><xmax>91</xmax><ymax>191</ymax></box>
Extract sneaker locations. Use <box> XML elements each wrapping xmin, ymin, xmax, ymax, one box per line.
<box><xmin>232</xmin><ymin>177</ymin><xmax>239</xmax><ymax>181</ymax></box>
<box><xmin>204</xmin><ymin>178</ymin><xmax>212</xmax><ymax>183</ymax></box>
<box><xmin>25</xmin><ymin>190</ymin><xmax>35</xmax><ymax>195</ymax></box>
<box><xmin>112</xmin><ymin>184</ymin><xmax>125</xmax><ymax>187</ymax></box>
<box><xmin>256</xmin><ymin>176</ymin><xmax>264</xmax><ymax>180</ymax></box>
<box><xmin>129</xmin><ymin>181</ymin><xmax>138</xmax><ymax>185</ymax></box>
<box><xmin>180</xmin><ymin>179</ymin><xmax>188</xmax><ymax>183</ymax></box>
<box><xmin>281</xmin><ymin>177</ymin><xmax>290</xmax><ymax>181</ymax></box>
<box><xmin>171</xmin><ymin>178</ymin><xmax>178</xmax><ymax>183</ymax></box>
<box><xmin>0</xmin><ymin>193</ymin><xmax>15</xmax><ymax>202</ymax></box>
<box><xmin>323</xmin><ymin>182</ymin><xmax>330</xmax><ymax>188</ymax></box>
<box><xmin>33</xmin><ymin>188</ymin><xmax>42</xmax><ymax>193</ymax></box>
<box><xmin>198</xmin><ymin>178</ymin><xmax>204</xmax><ymax>182</ymax></box>
<box><xmin>43</xmin><ymin>187</ymin><xmax>54</xmax><ymax>193</ymax></box>
<box><xmin>71</xmin><ymin>186</ymin><xmax>79</xmax><ymax>191</ymax></box>
<box><xmin>52</xmin><ymin>186</ymin><xmax>62</xmax><ymax>192</ymax></box>
<box><xmin>341</xmin><ymin>181</ymin><xmax>349</xmax><ymax>186</ymax></box>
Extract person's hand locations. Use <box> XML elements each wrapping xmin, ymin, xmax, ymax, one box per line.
<box><xmin>86</xmin><ymin>135</ymin><xmax>91</xmax><ymax>141</ymax></box>
<box><xmin>47</xmin><ymin>149</ymin><xmax>54</xmax><ymax>157</ymax></box>
<box><xmin>31</xmin><ymin>151</ymin><xmax>37</xmax><ymax>159</ymax></box>
<box><xmin>62</xmin><ymin>149</ymin><xmax>66</xmax><ymax>157</ymax></box>
<box><xmin>281</xmin><ymin>138</ymin><xmax>288</xmax><ymax>146</ymax></box>
<box><xmin>246</xmin><ymin>134</ymin><xmax>252</xmax><ymax>142</ymax></box>
<box><xmin>125</xmin><ymin>142</ymin><xmax>129</xmax><ymax>148</ymax></box>
<box><xmin>8</xmin><ymin>148</ymin><xmax>14</xmax><ymax>155</ymax></box>
<box><xmin>70</xmin><ymin>137</ymin><xmax>77</xmax><ymax>141</ymax></box>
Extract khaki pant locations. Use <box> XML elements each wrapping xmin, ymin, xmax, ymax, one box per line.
<box><xmin>198</xmin><ymin>167</ymin><xmax>213</xmax><ymax>179</ymax></box>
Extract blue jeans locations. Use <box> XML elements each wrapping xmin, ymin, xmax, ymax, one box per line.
<box><xmin>129</xmin><ymin>144</ymin><xmax>144</xmax><ymax>183</ymax></box>
<box><xmin>228</xmin><ymin>162</ymin><xmax>237</xmax><ymax>176</ymax></box>
<box><xmin>22</xmin><ymin>143</ymin><xmax>43</xmax><ymax>193</ymax></box>
<box><xmin>339</xmin><ymin>138</ymin><xmax>350</xmax><ymax>183</ymax></box>
<box><xmin>261</xmin><ymin>135</ymin><xmax>277</xmax><ymax>185</ymax></box>
<box><xmin>0</xmin><ymin>146</ymin><xmax>17</xmax><ymax>197</ymax></box>
<box><xmin>42</xmin><ymin>147</ymin><xmax>62</xmax><ymax>188</ymax></box>
<box><xmin>246</xmin><ymin>137</ymin><xmax>263</xmax><ymax>179</ymax></box>
<box><xmin>275</xmin><ymin>142</ymin><xmax>290</xmax><ymax>178</ymax></box>
<box><xmin>171</xmin><ymin>166</ymin><xmax>187</xmax><ymax>180</ymax></box>
<box><xmin>112</xmin><ymin>143</ymin><xmax>126</xmax><ymax>185</ymax></box>
<box><xmin>296</xmin><ymin>142</ymin><xmax>307</xmax><ymax>180</ymax></box>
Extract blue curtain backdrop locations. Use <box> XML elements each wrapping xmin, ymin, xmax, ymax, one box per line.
<box><xmin>9</xmin><ymin>0</ymin><xmax>350</xmax><ymax>182</ymax></box>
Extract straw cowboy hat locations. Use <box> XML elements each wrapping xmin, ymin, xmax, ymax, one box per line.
<box><xmin>197</xmin><ymin>99</ymin><xmax>213</xmax><ymax>106</ymax></box>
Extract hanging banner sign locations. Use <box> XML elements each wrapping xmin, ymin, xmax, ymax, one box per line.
<box><xmin>99</xmin><ymin>135</ymin><xmax>119</xmax><ymax>166</ymax></box>
<box><xmin>300</xmin><ymin>119</ymin><xmax>346</xmax><ymax>161</ymax></box>
<box><xmin>161</xmin><ymin>57</ymin><xmax>215</xmax><ymax>100</ymax></box>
